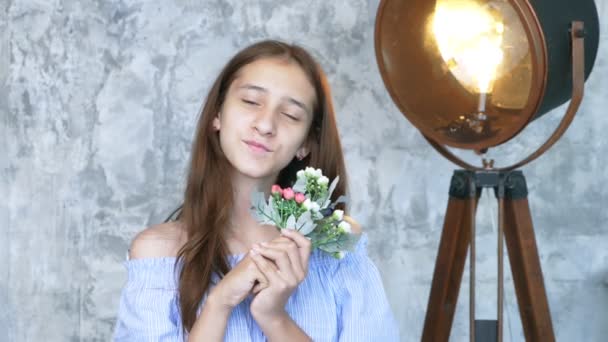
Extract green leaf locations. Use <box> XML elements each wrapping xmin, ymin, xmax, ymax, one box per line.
<box><xmin>318</xmin><ymin>241</ymin><xmax>342</xmax><ymax>253</ymax></box>
<box><xmin>293</xmin><ymin>177</ymin><xmax>307</xmax><ymax>193</ymax></box>
<box><xmin>286</xmin><ymin>214</ymin><xmax>296</xmax><ymax>229</ymax></box>
<box><xmin>327</xmin><ymin>175</ymin><xmax>339</xmax><ymax>198</ymax></box>
<box><xmin>316</xmin><ymin>233</ymin><xmax>361</xmax><ymax>254</ymax></box>
<box><xmin>250</xmin><ymin>191</ymin><xmax>265</xmax><ymax>211</ymax></box>
<box><xmin>294</xmin><ymin>211</ymin><xmax>314</xmax><ymax>235</ymax></box>
<box><xmin>329</xmin><ymin>195</ymin><xmax>349</xmax><ymax>209</ymax></box>
<box><xmin>295</xmin><ymin>210</ymin><xmax>311</xmax><ymax>226</ymax></box>
<box><xmin>321</xmin><ymin>175</ymin><xmax>340</xmax><ymax>207</ymax></box>
<box><xmin>267</xmin><ymin>196</ymin><xmax>275</xmax><ymax>215</ymax></box>
<box><xmin>338</xmin><ymin>233</ymin><xmax>361</xmax><ymax>251</ymax></box>
<box><xmin>266</xmin><ymin>197</ymin><xmax>283</xmax><ymax>227</ymax></box>
<box><xmin>299</xmin><ymin>220</ymin><xmax>316</xmax><ymax>236</ymax></box>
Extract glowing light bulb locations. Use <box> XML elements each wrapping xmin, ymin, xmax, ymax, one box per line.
<box><xmin>432</xmin><ymin>0</ymin><xmax>505</xmax><ymax>94</ymax></box>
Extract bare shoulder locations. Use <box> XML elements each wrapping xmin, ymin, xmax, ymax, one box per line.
<box><xmin>129</xmin><ymin>221</ymin><xmax>188</xmax><ymax>259</ymax></box>
<box><xmin>343</xmin><ymin>215</ymin><xmax>363</xmax><ymax>235</ymax></box>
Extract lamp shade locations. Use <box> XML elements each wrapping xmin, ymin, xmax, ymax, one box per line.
<box><xmin>375</xmin><ymin>0</ymin><xmax>599</xmax><ymax>151</ymax></box>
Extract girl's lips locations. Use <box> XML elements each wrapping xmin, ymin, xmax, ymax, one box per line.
<box><xmin>243</xmin><ymin>140</ymin><xmax>272</xmax><ymax>153</ymax></box>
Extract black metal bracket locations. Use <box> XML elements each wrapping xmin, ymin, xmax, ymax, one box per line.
<box><xmin>449</xmin><ymin>170</ymin><xmax>528</xmax><ymax>200</ymax></box>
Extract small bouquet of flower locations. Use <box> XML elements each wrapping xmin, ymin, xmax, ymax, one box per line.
<box><xmin>250</xmin><ymin>167</ymin><xmax>361</xmax><ymax>259</ymax></box>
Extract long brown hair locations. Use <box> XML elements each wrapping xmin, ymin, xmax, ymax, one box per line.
<box><xmin>174</xmin><ymin>40</ymin><xmax>348</xmax><ymax>332</ymax></box>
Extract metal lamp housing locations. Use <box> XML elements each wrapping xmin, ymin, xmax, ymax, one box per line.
<box><xmin>375</xmin><ymin>0</ymin><xmax>599</xmax><ymax>151</ymax></box>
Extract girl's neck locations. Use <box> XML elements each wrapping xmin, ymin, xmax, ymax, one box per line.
<box><xmin>224</xmin><ymin>171</ymin><xmax>281</xmax><ymax>255</ymax></box>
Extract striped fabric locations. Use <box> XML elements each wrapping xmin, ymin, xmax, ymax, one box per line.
<box><xmin>113</xmin><ymin>233</ymin><xmax>400</xmax><ymax>341</ymax></box>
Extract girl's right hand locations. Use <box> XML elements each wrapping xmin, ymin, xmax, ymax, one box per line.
<box><xmin>207</xmin><ymin>255</ymin><xmax>269</xmax><ymax>310</ymax></box>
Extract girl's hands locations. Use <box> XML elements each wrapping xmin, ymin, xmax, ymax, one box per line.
<box><xmin>207</xmin><ymin>254</ymin><xmax>270</xmax><ymax>311</ymax></box>
<box><xmin>248</xmin><ymin>229</ymin><xmax>312</xmax><ymax>324</ymax></box>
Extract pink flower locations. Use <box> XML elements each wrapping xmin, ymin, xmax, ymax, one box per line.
<box><xmin>282</xmin><ymin>187</ymin><xmax>295</xmax><ymax>200</ymax></box>
<box><xmin>271</xmin><ymin>185</ymin><xmax>283</xmax><ymax>195</ymax></box>
<box><xmin>294</xmin><ymin>192</ymin><xmax>306</xmax><ymax>204</ymax></box>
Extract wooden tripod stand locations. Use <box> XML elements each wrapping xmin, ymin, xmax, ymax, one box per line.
<box><xmin>421</xmin><ymin>170</ymin><xmax>554</xmax><ymax>341</ymax></box>
<box><xmin>419</xmin><ymin>21</ymin><xmax>586</xmax><ymax>341</ymax></box>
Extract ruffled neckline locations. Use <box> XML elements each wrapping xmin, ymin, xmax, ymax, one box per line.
<box><xmin>125</xmin><ymin>233</ymin><xmax>369</xmax><ymax>268</ymax></box>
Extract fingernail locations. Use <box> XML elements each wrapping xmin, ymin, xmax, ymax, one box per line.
<box><xmin>250</xmin><ymin>249</ymin><xmax>258</xmax><ymax>256</ymax></box>
<box><xmin>260</xmin><ymin>242</ymin><xmax>268</xmax><ymax>246</ymax></box>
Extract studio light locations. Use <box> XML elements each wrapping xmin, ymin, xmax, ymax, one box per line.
<box><xmin>374</xmin><ymin>0</ymin><xmax>600</xmax><ymax>341</ymax></box>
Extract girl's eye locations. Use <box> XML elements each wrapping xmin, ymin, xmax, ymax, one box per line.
<box><xmin>282</xmin><ymin>112</ymin><xmax>299</xmax><ymax>121</ymax></box>
<box><xmin>242</xmin><ymin>99</ymin><xmax>259</xmax><ymax>106</ymax></box>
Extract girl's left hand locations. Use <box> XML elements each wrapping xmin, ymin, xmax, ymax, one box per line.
<box><xmin>248</xmin><ymin>228</ymin><xmax>312</xmax><ymax>324</ymax></box>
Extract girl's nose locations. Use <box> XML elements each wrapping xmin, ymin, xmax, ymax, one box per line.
<box><xmin>253</xmin><ymin>108</ymin><xmax>276</xmax><ymax>136</ymax></box>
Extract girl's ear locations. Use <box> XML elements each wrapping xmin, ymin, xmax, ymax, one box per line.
<box><xmin>212</xmin><ymin>115</ymin><xmax>221</xmax><ymax>131</ymax></box>
<box><xmin>296</xmin><ymin>132</ymin><xmax>318</xmax><ymax>160</ymax></box>
<box><xmin>295</xmin><ymin>144</ymin><xmax>310</xmax><ymax>161</ymax></box>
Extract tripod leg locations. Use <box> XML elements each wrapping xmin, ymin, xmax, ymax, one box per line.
<box><xmin>503</xmin><ymin>190</ymin><xmax>555</xmax><ymax>341</ymax></box>
<box><xmin>423</xmin><ymin>171</ymin><xmax>479</xmax><ymax>342</ymax></box>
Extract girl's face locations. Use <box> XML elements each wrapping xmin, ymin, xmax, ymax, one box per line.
<box><xmin>213</xmin><ymin>57</ymin><xmax>316</xmax><ymax>182</ymax></box>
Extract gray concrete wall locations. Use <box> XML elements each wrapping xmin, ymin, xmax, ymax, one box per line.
<box><xmin>2</xmin><ymin>1</ymin><xmax>607</xmax><ymax>341</ymax></box>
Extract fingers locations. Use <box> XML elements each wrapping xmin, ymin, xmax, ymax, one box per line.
<box><xmin>249</xmin><ymin>249</ymin><xmax>284</xmax><ymax>288</ymax></box>
<box><xmin>251</xmin><ymin>244</ymin><xmax>298</xmax><ymax>284</ymax></box>
<box><xmin>280</xmin><ymin>228</ymin><xmax>312</xmax><ymax>268</ymax></box>
<box><xmin>252</xmin><ymin>280</ymin><xmax>266</xmax><ymax>294</ymax></box>
<box><xmin>251</xmin><ymin>265</ymin><xmax>269</xmax><ymax>293</ymax></box>
<box><xmin>260</xmin><ymin>240</ymin><xmax>306</xmax><ymax>281</ymax></box>
<box><xmin>248</xmin><ymin>255</ymin><xmax>278</xmax><ymax>295</ymax></box>
<box><xmin>246</xmin><ymin>230</ymin><xmax>312</xmax><ymax>297</ymax></box>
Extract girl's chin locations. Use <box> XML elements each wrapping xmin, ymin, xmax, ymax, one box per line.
<box><xmin>234</xmin><ymin>165</ymin><xmax>275</xmax><ymax>180</ymax></box>
<box><xmin>229</xmin><ymin>154</ymin><xmax>288</xmax><ymax>180</ymax></box>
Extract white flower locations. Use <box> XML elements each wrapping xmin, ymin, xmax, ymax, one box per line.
<box><xmin>338</xmin><ymin>221</ymin><xmax>352</xmax><ymax>234</ymax></box>
<box><xmin>332</xmin><ymin>209</ymin><xmax>344</xmax><ymax>221</ymax></box>
<box><xmin>304</xmin><ymin>167</ymin><xmax>323</xmax><ymax>179</ymax></box>
<box><xmin>314</xmin><ymin>168</ymin><xmax>323</xmax><ymax>178</ymax></box>
<box><xmin>302</xmin><ymin>199</ymin><xmax>320</xmax><ymax>212</ymax></box>
<box><xmin>304</xmin><ymin>167</ymin><xmax>316</xmax><ymax>177</ymax></box>
<box><xmin>318</xmin><ymin>176</ymin><xmax>329</xmax><ymax>186</ymax></box>
<box><xmin>297</xmin><ymin>170</ymin><xmax>305</xmax><ymax>179</ymax></box>
<box><xmin>302</xmin><ymin>198</ymin><xmax>313</xmax><ymax>210</ymax></box>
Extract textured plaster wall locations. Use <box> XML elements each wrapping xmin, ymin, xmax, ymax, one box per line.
<box><xmin>2</xmin><ymin>0</ymin><xmax>607</xmax><ymax>341</ymax></box>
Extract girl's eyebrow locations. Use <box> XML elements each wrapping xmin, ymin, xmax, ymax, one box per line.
<box><xmin>238</xmin><ymin>83</ymin><xmax>266</xmax><ymax>93</ymax></box>
<box><xmin>238</xmin><ymin>83</ymin><xmax>310</xmax><ymax>114</ymax></box>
